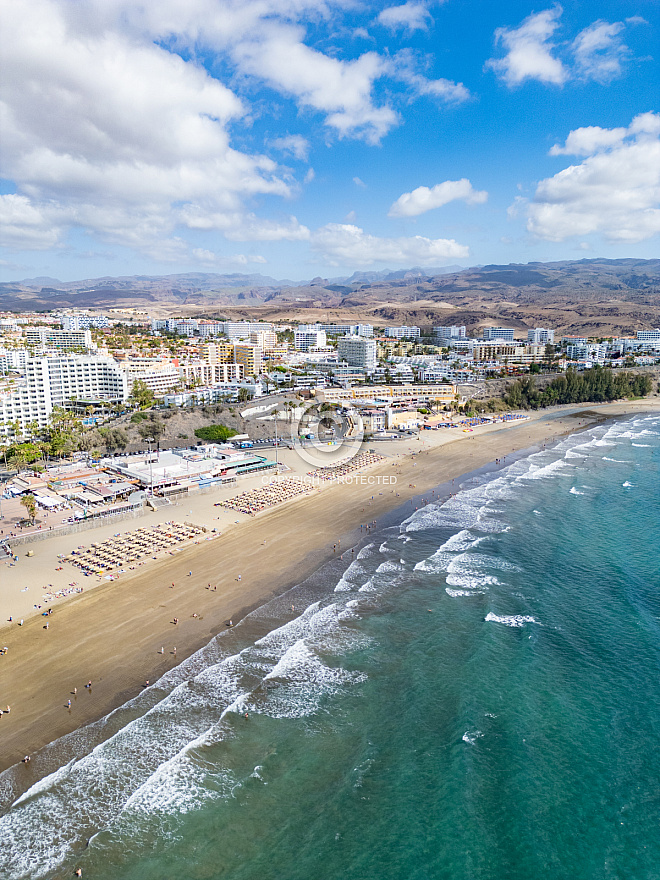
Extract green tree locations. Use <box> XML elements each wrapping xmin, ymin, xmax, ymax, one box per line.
<box><xmin>130</xmin><ymin>379</ymin><xmax>155</xmax><ymax>409</ymax></box>
<box><xmin>20</xmin><ymin>493</ymin><xmax>37</xmax><ymax>524</ymax></box>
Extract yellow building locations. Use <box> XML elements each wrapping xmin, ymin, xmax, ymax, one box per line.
<box><xmin>201</xmin><ymin>342</ymin><xmax>235</xmax><ymax>364</ymax></box>
<box><xmin>233</xmin><ymin>343</ymin><xmax>262</xmax><ymax>377</ymax></box>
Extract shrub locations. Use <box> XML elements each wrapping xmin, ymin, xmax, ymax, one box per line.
<box><xmin>194</xmin><ymin>424</ymin><xmax>238</xmax><ymax>442</ymax></box>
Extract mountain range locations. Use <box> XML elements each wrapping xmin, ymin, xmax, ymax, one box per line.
<box><xmin>1</xmin><ymin>258</ymin><xmax>659</xmax><ymax>336</ymax></box>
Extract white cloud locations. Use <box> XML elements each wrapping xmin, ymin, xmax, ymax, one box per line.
<box><xmin>191</xmin><ymin>248</ymin><xmax>267</xmax><ymax>265</ymax></box>
<box><xmin>390</xmin><ymin>49</ymin><xmax>470</xmax><ymax>104</ymax></box>
<box><xmin>526</xmin><ymin>114</ymin><xmax>660</xmax><ymax>243</ymax></box>
<box><xmin>270</xmin><ymin>134</ymin><xmax>310</xmax><ymax>161</ymax></box>
<box><xmin>488</xmin><ymin>7</ymin><xmax>633</xmax><ymax>88</ymax></box>
<box><xmin>311</xmin><ymin>223</ymin><xmax>469</xmax><ymax>266</ymax></box>
<box><xmin>549</xmin><ymin>125</ymin><xmax>627</xmax><ymax>156</ymax></box>
<box><xmin>388</xmin><ymin>179</ymin><xmax>487</xmax><ymax>217</ymax></box>
<box><xmin>487</xmin><ymin>6</ymin><xmax>567</xmax><ymax>86</ymax></box>
<box><xmin>0</xmin><ymin>0</ymin><xmax>294</xmax><ymax>256</ymax></box>
<box><xmin>0</xmin><ymin>194</ymin><xmax>64</xmax><ymax>250</ymax></box>
<box><xmin>571</xmin><ymin>20</ymin><xmax>628</xmax><ymax>83</ymax></box>
<box><xmin>0</xmin><ymin>0</ymin><xmax>481</xmax><ymax>261</ymax></box>
<box><xmin>233</xmin><ymin>28</ymin><xmax>397</xmax><ymax>144</ymax></box>
<box><xmin>178</xmin><ymin>208</ymin><xmax>310</xmax><ymax>242</ymax></box>
<box><xmin>377</xmin><ymin>2</ymin><xmax>432</xmax><ymax>34</ymax></box>
<box><xmin>353</xmin><ymin>177</ymin><xmax>367</xmax><ymax>188</ymax></box>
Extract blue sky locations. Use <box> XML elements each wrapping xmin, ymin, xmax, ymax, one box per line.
<box><xmin>0</xmin><ymin>0</ymin><xmax>658</xmax><ymax>283</ymax></box>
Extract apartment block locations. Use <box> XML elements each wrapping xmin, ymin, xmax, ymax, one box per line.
<box><xmin>294</xmin><ymin>329</ymin><xmax>327</xmax><ymax>351</ymax></box>
<box><xmin>482</xmin><ymin>327</ymin><xmax>515</xmax><ymax>342</ymax></box>
<box><xmin>384</xmin><ymin>326</ymin><xmax>421</xmax><ymax>339</ymax></box>
<box><xmin>0</xmin><ymin>355</ymin><xmax>128</xmax><ymax>436</ymax></box>
<box><xmin>527</xmin><ymin>327</ymin><xmax>555</xmax><ymax>345</ymax></box>
<box><xmin>337</xmin><ymin>335</ymin><xmax>377</xmax><ymax>373</ymax></box>
<box><xmin>24</xmin><ymin>328</ymin><xmax>96</xmax><ymax>351</ymax></box>
<box><xmin>233</xmin><ymin>343</ymin><xmax>262</xmax><ymax>377</ymax></box>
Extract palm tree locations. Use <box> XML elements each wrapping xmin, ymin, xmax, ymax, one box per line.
<box><xmin>20</xmin><ymin>493</ymin><xmax>37</xmax><ymax>524</ymax></box>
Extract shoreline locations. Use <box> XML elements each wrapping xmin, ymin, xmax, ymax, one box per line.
<box><xmin>1</xmin><ymin>400</ymin><xmax>659</xmax><ymax>778</ymax></box>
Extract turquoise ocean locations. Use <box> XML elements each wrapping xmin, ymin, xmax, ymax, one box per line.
<box><xmin>1</xmin><ymin>414</ymin><xmax>659</xmax><ymax>880</ymax></box>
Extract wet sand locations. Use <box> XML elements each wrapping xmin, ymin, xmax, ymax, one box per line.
<box><xmin>1</xmin><ymin>400</ymin><xmax>658</xmax><ymax>772</ymax></box>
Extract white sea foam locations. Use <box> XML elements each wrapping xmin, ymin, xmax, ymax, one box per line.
<box><xmin>570</xmin><ymin>487</ymin><xmax>585</xmax><ymax>495</ymax></box>
<box><xmin>517</xmin><ymin>458</ymin><xmax>572</xmax><ymax>481</ymax></box>
<box><xmin>414</xmin><ymin>551</ymin><xmax>454</xmax><ymax>572</ymax></box>
<box><xmin>376</xmin><ymin>559</ymin><xmax>405</xmax><ymax>574</ymax></box>
<box><xmin>438</xmin><ymin>529</ymin><xmax>480</xmax><ymax>552</ymax></box>
<box><xmin>462</xmin><ymin>730</ymin><xmax>484</xmax><ymax>745</ymax></box>
<box><xmin>485</xmin><ymin>612</ymin><xmax>540</xmax><ymax>628</ymax></box>
<box><xmin>0</xmin><ymin>597</ymin><xmax>372</xmax><ymax>879</ymax></box>
<box><xmin>357</xmin><ymin>543</ymin><xmax>376</xmax><ymax>559</ymax></box>
<box><xmin>622</xmin><ymin>481</ymin><xmax>634</xmax><ymax>488</ymax></box>
<box><xmin>603</xmin><ymin>457</ymin><xmax>627</xmax><ymax>463</ymax></box>
<box><xmin>446</xmin><ymin>587</ymin><xmax>485</xmax><ymax>597</ymax></box>
<box><xmin>632</xmin><ymin>443</ymin><xmax>651</xmax><ymax>448</ymax></box>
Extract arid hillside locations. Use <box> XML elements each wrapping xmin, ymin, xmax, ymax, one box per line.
<box><xmin>2</xmin><ymin>258</ymin><xmax>660</xmax><ymax>336</ymax></box>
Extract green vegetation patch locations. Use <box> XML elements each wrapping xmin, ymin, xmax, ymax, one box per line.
<box><xmin>194</xmin><ymin>424</ymin><xmax>238</xmax><ymax>442</ymax></box>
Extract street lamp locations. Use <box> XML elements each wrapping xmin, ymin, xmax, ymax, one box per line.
<box><xmin>145</xmin><ymin>437</ymin><xmax>154</xmax><ymax>495</ymax></box>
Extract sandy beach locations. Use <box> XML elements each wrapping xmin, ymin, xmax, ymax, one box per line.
<box><xmin>1</xmin><ymin>399</ymin><xmax>659</xmax><ymax>774</ymax></box>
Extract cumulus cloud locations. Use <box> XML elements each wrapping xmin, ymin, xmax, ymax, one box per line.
<box><xmin>0</xmin><ymin>194</ymin><xmax>64</xmax><ymax>251</ymax></box>
<box><xmin>488</xmin><ymin>6</ymin><xmax>633</xmax><ymax>87</ymax></box>
<box><xmin>526</xmin><ymin>113</ymin><xmax>660</xmax><ymax>243</ymax></box>
<box><xmin>377</xmin><ymin>2</ymin><xmax>432</xmax><ymax>34</ymax></box>
<box><xmin>0</xmin><ymin>0</ymin><xmax>295</xmax><ymax>257</ymax></box>
<box><xmin>388</xmin><ymin>179</ymin><xmax>487</xmax><ymax>217</ymax></box>
<box><xmin>311</xmin><ymin>223</ymin><xmax>469</xmax><ymax>266</ymax></box>
<box><xmin>487</xmin><ymin>6</ymin><xmax>567</xmax><ymax>86</ymax></box>
<box><xmin>571</xmin><ymin>20</ymin><xmax>628</xmax><ymax>83</ymax></box>
<box><xmin>4</xmin><ymin>0</ymin><xmax>455</xmax><ymax>258</ymax></box>
<box><xmin>549</xmin><ymin>125</ymin><xmax>628</xmax><ymax>156</ymax></box>
<box><xmin>233</xmin><ymin>30</ymin><xmax>397</xmax><ymax>144</ymax></box>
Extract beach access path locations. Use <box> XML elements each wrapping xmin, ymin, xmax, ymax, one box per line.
<box><xmin>1</xmin><ymin>400</ymin><xmax>658</xmax><ymax>773</ymax></box>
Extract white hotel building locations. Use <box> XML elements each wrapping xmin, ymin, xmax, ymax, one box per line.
<box><xmin>0</xmin><ymin>355</ymin><xmax>128</xmax><ymax>437</ymax></box>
